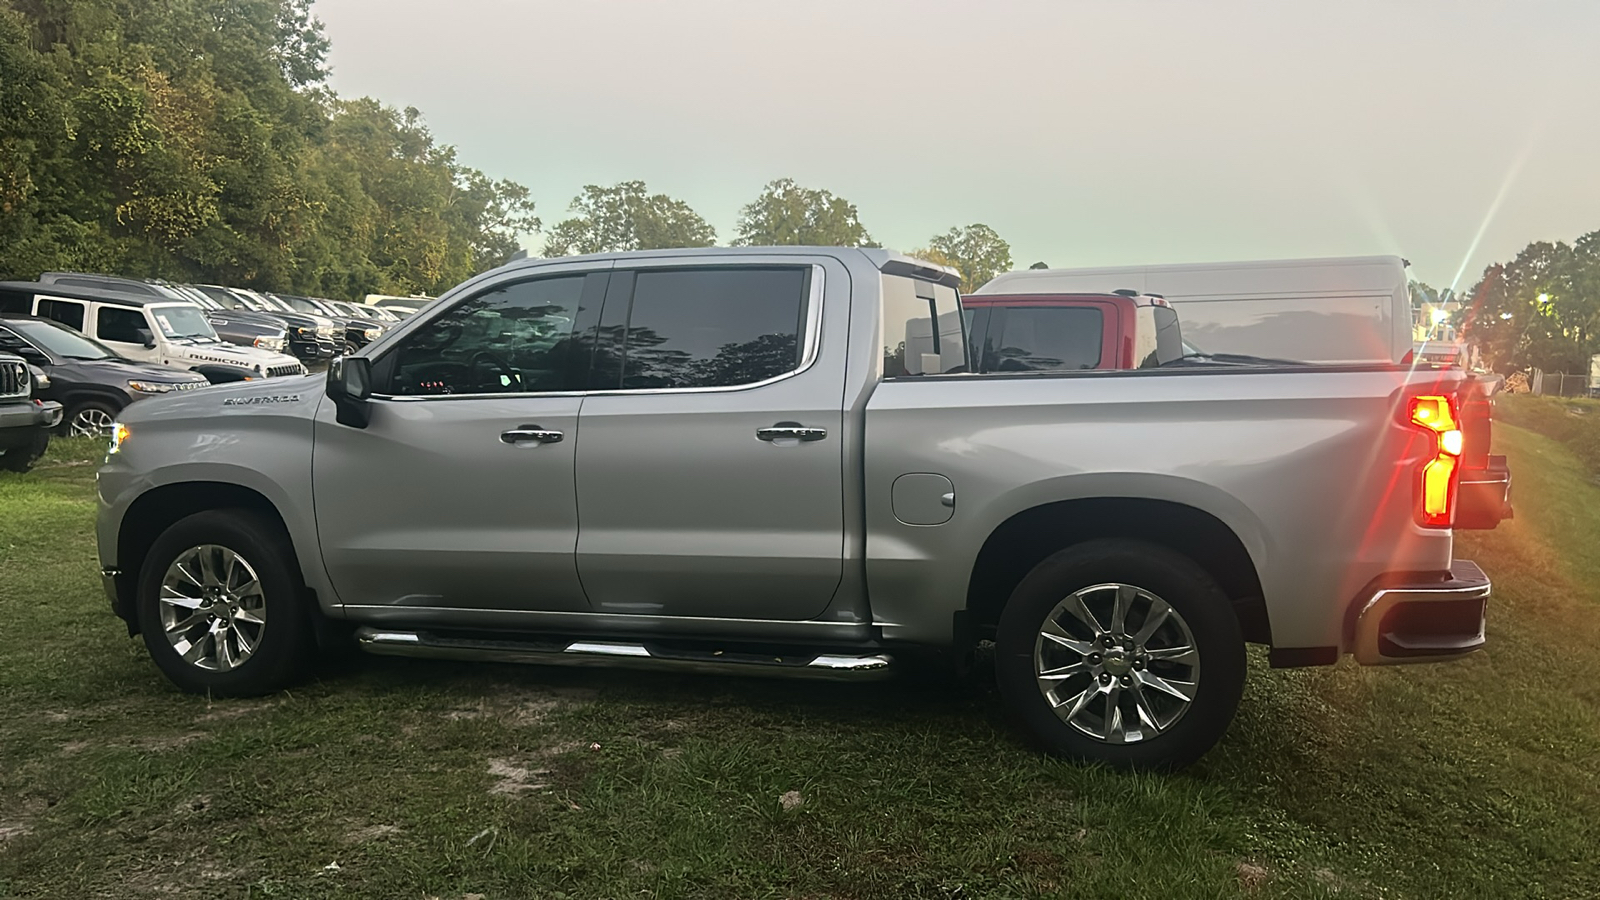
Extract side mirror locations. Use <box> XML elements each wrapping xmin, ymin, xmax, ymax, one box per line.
<box><xmin>326</xmin><ymin>356</ymin><xmax>373</xmax><ymax>428</ymax></box>
<box><xmin>143</xmin><ymin>339</ymin><xmax>157</xmax><ymax>350</ymax></box>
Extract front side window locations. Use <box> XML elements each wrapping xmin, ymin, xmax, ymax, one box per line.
<box><xmin>990</xmin><ymin>307</ymin><xmax>1104</xmax><ymax>372</ymax></box>
<box><xmin>36</xmin><ymin>298</ymin><xmax>86</xmax><ymax>332</ymax></box>
<box><xmin>97</xmin><ymin>307</ymin><xmax>152</xmax><ymax>344</ymax></box>
<box><xmin>604</xmin><ymin>267</ymin><xmax>810</xmax><ymax>391</ymax></box>
<box><xmin>880</xmin><ymin>275</ymin><xmax>966</xmax><ymax>377</ymax></box>
<box><xmin>384</xmin><ymin>276</ymin><xmax>584</xmax><ymax>395</ymax></box>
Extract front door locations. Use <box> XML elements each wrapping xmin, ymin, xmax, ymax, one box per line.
<box><xmin>312</xmin><ymin>265</ymin><xmax>608</xmax><ymax>613</ymax></box>
<box><xmin>91</xmin><ymin>305</ymin><xmax>160</xmax><ymax>363</ymax></box>
<box><xmin>575</xmin><ymin>260</ymin><xmax>847</xmax><ymax>620</ymax></box>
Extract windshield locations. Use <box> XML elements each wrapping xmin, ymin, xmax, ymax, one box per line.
<box><xmin>7</xmin><ymin>318</ymin><xmax>118</xmax><ymax>360</ymax></box>
<box><xmin>150</xmin><ymin>305</ymin><xmax>218</xmax><ymax>341</ymax></box>
<box><xmin>280</xmin><ymin>295</ymin><xmax>322</xmax><ymax>315</ymax></box>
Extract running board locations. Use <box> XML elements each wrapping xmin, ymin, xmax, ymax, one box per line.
<box><xmin>354</xmin><ymin>627</ymin><xmax>894</xmax><ymax>681</ymax></box>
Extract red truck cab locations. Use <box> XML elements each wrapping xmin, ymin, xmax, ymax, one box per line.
<box><xmin>962</xmin><ymin>291</ymin><xmax>1184</xmax><ymax>372</ymax></box>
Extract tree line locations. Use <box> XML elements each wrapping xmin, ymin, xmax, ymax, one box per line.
<box><xmin>0</xmin><ymin>0</ymin><xmax>1025</xmax><ymax>301</ymax></box>
<box><xmin>1440</xmin><ymin>228</ymin><xmax>1600</xmax><ymax>375</ymax></box>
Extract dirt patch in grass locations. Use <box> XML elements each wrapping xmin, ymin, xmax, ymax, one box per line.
<box><xmin>486</xmin><ymin>757</ymin><xmax>551</xmax><ymax>796</ymax></box>
<box><xmin>344</xmin><ymin>823</ymin><xmax>401</xmax><ymax>843</ymax></box>
<box><xmin>130</xmin><ymin>731</ymin><xmax>207</xmax><ymax>752</ymax></box>
<box><xmin>441</xmin><ymin>683</ymin><xmax>596</xmax><ymax>725</ymax></box>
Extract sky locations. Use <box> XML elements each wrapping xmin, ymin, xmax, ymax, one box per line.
<box><xmin>312</xmin><ymin>0</ymin><xmax>1600</xmax><ymax>291</ymax></box>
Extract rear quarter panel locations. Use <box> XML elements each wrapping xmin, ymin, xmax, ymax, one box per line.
<box><xmin>863</xmin><ymin>367</ymin><xmax>1460</xmax><ymax>649</ymax></box>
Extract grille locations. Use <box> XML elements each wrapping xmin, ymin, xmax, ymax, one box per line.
<box><xmin>266</xmin><ymin>363</ymin><xmax>306</xmax><ymax>378</ymax></box>
<box><xmin>0</xmin><ymin>361</ymin><xmax>27</xmax><ymax>398</ymax></box>
<box><xmin>171</xmin><ymin>380</ymin><xmax>206</xmax><ymax>392</ymax></box>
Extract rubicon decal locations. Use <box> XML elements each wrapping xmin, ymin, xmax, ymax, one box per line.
<box><xmin>223</xmin><ymin>395</ymin><xmax>303</xmax><ymax>406</ymax></box>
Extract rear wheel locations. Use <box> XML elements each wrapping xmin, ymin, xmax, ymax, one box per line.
<box><xmin>995</xmin><ymin>539</ymin><xmax>1245</xmax><ymax>771</ymax></box>
<box><xmin>136</xmin><ymin>510</ymin><xmax>314</xmax><ymax>696</ymax></box>
<box><xmin>0</xmin><ymin>432</ymin><xmax>47</xmax><ymax>472</ymax></box>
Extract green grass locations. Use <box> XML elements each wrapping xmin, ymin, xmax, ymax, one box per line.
<box><xmin>3</xmin><ymin>431</ymin><xmax>1600</xmax><ymax>899</ymax></box>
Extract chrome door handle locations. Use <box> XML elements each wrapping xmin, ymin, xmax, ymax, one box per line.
<box><xmin>756</xmin><ymin>424</ymin><xmax>827</xmax><ymax>442</ymax></box>
<box><xmin>500</xmin><ymin>427</ymin><xmax>563</xmax><ymax>444</ymax></box>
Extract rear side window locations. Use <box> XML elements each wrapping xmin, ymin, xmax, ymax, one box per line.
<box><xmin>0</xmin><ymin>288</ymin><xmax>31</xmax><ymax>314</ymax></box>
<box><xmin>36</xmin><ymin>298</ymin><xmax>85</xmax><ymax>332</ymax></box>
<box><xmin>990</xmin><ymin>307</ymin><xmax>1103</xmax><ymax>371</ymax></box>
<box><xmin>881</xmin><ymin>276</ymin><xmax>966</xmax><ymax>377</ymax></box>
<box><xmin>604</xmin><ymin>267</ymin><xmax>810</xmax><ymax>391</ymax></box>
<box><xmin>1133</xmin><ymin>306</ymin><xmax>1185</xmax><ymax>368</ymax></box>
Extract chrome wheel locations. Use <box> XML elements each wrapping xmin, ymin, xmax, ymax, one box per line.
<box><xmin>1034</xmin><ymin>583</ymin><xmax>1200</xmax><ymax>744</ymax></box>
<box><xmin>69</xmin><ymin>406</ymin><xmax>115</xmax><ymax>437</ymax></box>
<box><xmin>159</xmin><ymin>545</ymin><xmax>268</xmax><ymax>672</ymax></box>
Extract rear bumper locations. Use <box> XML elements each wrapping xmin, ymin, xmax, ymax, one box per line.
<box><xmin>1352</xmin><ymin>560</ymin><xmax>1490</xmax><ymax>665</ymax></box>
<box><xmin>1456</xmin><ymin>455</ymin><xmax>1512</xmax><ymax>530</ymax></box>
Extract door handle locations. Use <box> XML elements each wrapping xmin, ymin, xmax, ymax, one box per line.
<box><xmin>500</xmin><ymin>426</ymin><xmax>563</xmax><ymax>444</ymax></box>
<box><xmin>756</xmin><ymin>423</ymin><xmax>827</xmax><ymax>442</ymax></box>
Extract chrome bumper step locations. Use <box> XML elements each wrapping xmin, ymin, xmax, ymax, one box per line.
<box><xmin>354</xmin><ymin>627</ymin><xmax>894</xmax><ymax>681</ymax></box>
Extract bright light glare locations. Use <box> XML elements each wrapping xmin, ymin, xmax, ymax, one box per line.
<box><xmin>1430</xmin><ymin>309</ymin><xmax>1450</xmax><ymax>324</ymax></box>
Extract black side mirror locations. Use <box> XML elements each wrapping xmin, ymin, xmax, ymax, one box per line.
<box><xmin>143</xmin><ymin>339</ymin><xmax>157</xmax><ymax>350</ymax></box>
<box><xmin>326</xmin><ymin>356</ymin><xmax>373</xmax><ymax>428</ymax></box>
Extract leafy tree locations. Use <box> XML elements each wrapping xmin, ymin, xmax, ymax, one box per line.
<box><xmin>732</xmin><ymin>178</ymin><xmax>875</xmax><ymax>247</ymax></box>
<box><xmin>0</xmin><ymin>0</ymin><xmax>538</xmax><ymax>300</ymax></box>
<box><xmin>1461</xmin><ymin>235</ymin><xmax>1600</xmax><ymax>373</ymax></box>
<box><xmin>543</xmin><ymin>181</ymin><xmax>715</xmax><ymax>257</ymax></box>
<box><xmin>913</xmin><ymin>224</ymin><xmax>1013</xmax><ymax>293</ymax></box>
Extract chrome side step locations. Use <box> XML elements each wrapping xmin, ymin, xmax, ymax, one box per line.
<box><xmin>354</xmin><ymin>627</ymin><xmax>894</xmax><ymax>681</ymax></box>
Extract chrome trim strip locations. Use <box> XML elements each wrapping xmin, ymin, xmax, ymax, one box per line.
<box><xmin>1352</xmin><ymin>561</ymin><xmax>1490</xmax><ymax>666</ymax></box>
<box><xmin>340</xmin><ymin>604</ymin><xmax>871</xmax><ymax>638</ymax></box>
<box><xmin>367</xmin><ymin>263</ymin><xmax>826</xmax><ymax>402</ymax></box>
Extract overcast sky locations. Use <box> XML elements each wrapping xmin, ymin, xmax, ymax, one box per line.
<box><xmin>313</xmin><ymin>0</ymin><xmax>1600</xmax><ymax>290</ymax></box>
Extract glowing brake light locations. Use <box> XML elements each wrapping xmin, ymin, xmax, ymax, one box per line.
<box><xmin>1408</xmin><ymin>395</ymin><xmax>1462</xmax><ymax>527</ymax></box>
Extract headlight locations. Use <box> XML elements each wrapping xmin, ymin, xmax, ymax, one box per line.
<box><xmin>109</xmin><ymin>422</ymin><xmax>129</xmax><ymax>454</ymax></box>
<box><xmin>128</xmin><ymin>380</ymin><xmax>177</xmax><ymax>393</ymax></box>
<box><xmin>363</xmin><ymin>326</ymin><xmax>383</xmax><ymax>340</ymax></box>
<box><xmin>294</xmin><ymin>325</ymin><xmax>314</xmax><ymax>335</ymax></box>
<box><xmin>319</xmin><ymin>325</ymin><xmax>341</xmax><ymax>337</ymax></box>
<box><xmin>254</xmin><ymin>335</ymin><xmax>287</xmax><ymax>351</ymax></box>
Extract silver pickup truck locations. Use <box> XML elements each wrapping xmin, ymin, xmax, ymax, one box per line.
<box><xmin>96</xmin><ymin>247</ymin><xmax>1490</xmax><ymax>769</ymax></box>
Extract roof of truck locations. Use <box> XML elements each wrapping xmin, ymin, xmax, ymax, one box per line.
<box><xmin>482</xmin><ymin>246</ymin><xmax>964</xmax><ymax>290</ymax></box>
<box><xmin>961</xmin><ymin>292</ymin><xmax>1172</xmax><ymax>307</ymax></box>
<box><xmin>0</xmin><ymin>281</ymin><xmax>195</xmax><ymax>307</ymax></box>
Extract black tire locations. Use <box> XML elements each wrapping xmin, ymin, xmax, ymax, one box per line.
<box><xmin>995</xmin><ymin>539</ymin><xmax>1245</xmax><ymax>771</ymax></box>
<box><xmin>136</xmin><ymin>510</ymin><xmax>314</xmax><ymax>696</ymax></box>
<box><xmin>63</xmin><ymin>398</ymin><xmax>121</xmax><ymax>437</ymax></box>
<box><xmin>0</xmin><ymin>439</ymin><xmax>40</xmax><ymax>472</ymax></box>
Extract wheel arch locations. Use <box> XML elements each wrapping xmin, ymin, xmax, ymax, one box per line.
<box><xmin>113</xmin><ymin>482</ymin><xmax>300</xmax><ymax>635</ymax></box>
<box><xmin>966</xmin><ymin>495</ymin><xmax>1271</xmax><ymax>646</ymax></box>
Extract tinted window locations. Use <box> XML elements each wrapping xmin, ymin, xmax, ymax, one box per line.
<box><xmin>36</xmin><ymin>298</ymin><xmax>85</xmax><ymax>332</ymax></box>
<box><xmin>1134</xmin><ymin>305</ymin><xmax>1185</xmax><ymax>368</ymax></box>
<box><xmin>607</xmin><ymin>267</ymin><xmax>809</xmax><ymax>390</ymax></box>
<box><xmin>97</xmin><ymin>307</ymin><xmax>151</xmax><ymax>343</ymax></box>
<box><xmin>0</xmin><ymin>327</ymin><xmax>48</xmax><ymax>365</ymax></box>
<box><xmin>0</xmin><ymin>288</ymin><xmax>31</xmax><ymax>314</ymax></box>
<box><xmin>989</xmin><ymin>307</ymin><xmax>1103</xmax><ymax>372</ymax></box>
<box><xmin>7</xmin><ymin>318</ymin><xmax>116</xmax><ymax>360</ymax></box>
<box><xmin>385</xmin><ymin>276</ymin><xmax>584</xmax><ymax>395</ymax></box>
<box><xmin>881</xmin><ymin>276</ymin><xmax>966</xmax><ymax>376</ymax></box>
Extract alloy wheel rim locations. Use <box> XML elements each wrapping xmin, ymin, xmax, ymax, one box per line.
<box><xmin>159</xmin><ymin>545</ymin><xmax>268</xmax><ymax>672</ymax></box>
<box><xmin>1033</xmin><ymin>583</ymin><xmax>1201</xmax><ymax>744</ymax></box>
<box><xmin>70</xmin><ymin>407</ymin><xmax>115</xmax><ymax>437</ymax></box>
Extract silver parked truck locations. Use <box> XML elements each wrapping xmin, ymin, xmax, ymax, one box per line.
<box><xmin>96</xmin><ymin>247</ymin><xmax>1490</xmax><ymax>770</ymax></box>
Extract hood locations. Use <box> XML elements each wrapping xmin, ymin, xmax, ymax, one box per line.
<box><xmin>170</xmin><ymin>339</ymin><xmax>300</xmax><ymax>371</ymax></box>
<box><xmin>117</xmin><ymin>370</ymin><xmax>323</xmax><ymax>425</ymax></box>
<box><xmin>59</xmin><ymin>355</ymin><xmax>209</xmax><ymax>383</ymax></box>
<box><xmin>210</xmin><ymin>309</ymin><xmax>289</xmax><ymax>330</ymax></box>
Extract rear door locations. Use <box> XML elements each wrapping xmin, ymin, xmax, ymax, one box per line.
<box><xmin>574</xmin><ymin>258</ymin><xmax>847</xmax><ymax>620</ymax></box>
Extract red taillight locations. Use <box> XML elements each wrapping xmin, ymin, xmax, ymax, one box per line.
<box><xmin>1408</xmin><ymin>394</ymin><xmax>1462</xmax><ymax>527</ymax></box>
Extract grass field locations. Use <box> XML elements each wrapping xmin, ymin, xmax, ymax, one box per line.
<box><xmin>2</xmin><ymin>413</ymin><xmax>1599</xmax><ymax>899</ymax></box>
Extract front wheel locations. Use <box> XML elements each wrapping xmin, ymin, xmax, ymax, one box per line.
<box><xmin>65</xmin><ymin>399</ymin><xmax>120</xmax><ymax>437</ymax></box>
<box><xmin>136</xmin><ymin>510</ymin><xmax>314</xmax><ymax>696</ymax></box>
<box><xmin>995</xmin><ymin>539</ymin><xmax>1245</xmax><ymax>771</ymax></box>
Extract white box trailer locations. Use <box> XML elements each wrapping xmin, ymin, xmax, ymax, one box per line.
<box><xmin>974</xmin><ymin>255</ymin><xmax>1412</xmax><ymax>365</ymax></box>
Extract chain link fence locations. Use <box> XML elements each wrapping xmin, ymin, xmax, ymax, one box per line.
<box><xmin>1529</xmin><ymin>370</ymin><xmax>1597</xmax><ymax>398</ymax></box>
